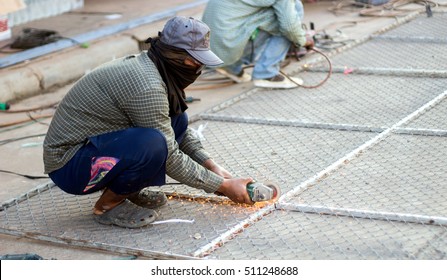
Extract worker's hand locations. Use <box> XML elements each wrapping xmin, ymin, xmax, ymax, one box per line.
<box><xmin>203</xmin><ymin>159</ymin><xmax>232</xmax><ymax>179</ymax></box>
<box><xmin>303</xmin><ymin>34</ymin><xmax>315</xmax><ymax>50</ymax></box>
<box><xmin>216</xmin><ymin>177</ymin><xmax>254</xmax><ymax>205</ymax></box>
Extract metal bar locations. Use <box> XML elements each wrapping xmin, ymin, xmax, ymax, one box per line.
<box><xmin>200</xmin><ymin>113</ymin><xmax>386</xmax><ymax>133</ymax></box>
<box><xmin>372</xmin><ymin>35</ymin><xmax>447</xmax><ymax>44</ymax></box>
<box><xmin>276</xmin><ymin>202</ymin><xmax>447</xmax><ymax>226</ymax></box>
<box><xmin>0</xmin><ymin>228</ymin><xmax>199</xmax><ymax>260</ymax></box>
<box><xmin>0</xmin><ymin>0</ymin><xmax>209</xmax><ymax>68</ymax></box>
<box><xmin>291</xmin><ymin>11</ymin><xmax>421</xmax><ymax>76</ymax></box>
<box><xmin>307</xmin><ymin>66</ymin><xmax>447</xmax><ymax>78</ymax></box>
<box><xmin>394</xmin><ymin>127</ymin><xmax>447</xmax><ymax>137</ymax></box>
<box><xmin>191</xmin><ymin>204</ymin><xmax>276</xmax><ymax>258</ymax></box>
<box><xmin>278</xmin><ymin>89</ymin><xmax>447</xmax><ymax>203</ymax></box>
<box><xmin>0</xmin><ymin>180</ymin><xmax>54</xmax><ymax>211</ymax></box>
<box><xmin>202</xmin><ymin>87</ymin><xmax>261</xmax><ymax>114</ymax></box>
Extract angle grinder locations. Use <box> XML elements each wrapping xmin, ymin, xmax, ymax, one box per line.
<box><xmin>246</xmin><ymin>181</ymin><xmax>281</xmax><ymax>202</ymax></box>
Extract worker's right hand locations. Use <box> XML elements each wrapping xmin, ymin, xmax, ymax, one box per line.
<box><xmin>216</xmin><ymin>177</ymin><xmax>254</xmax><ymax>205</ymax></box>
<box><xmin>303</xmin><ymin>35</ymin><xmax>315</xmax><ymax>50</ymax></box>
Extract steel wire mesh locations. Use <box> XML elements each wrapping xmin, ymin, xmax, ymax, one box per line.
<box><xmin>1</xmin><ymin>12</ymin><xmax>446</xmax><ymax>260</ymax></box>
<box><xmin>191</xmin><ymin>121</ymin><xmax>377</xmax><ymax>192</ymax></box>
<box><xmin>202</xmin><ymin>73</ymin><xmax>446</xmax><ymax>130</ymax></box>
<box><xmin>308</xmin><ymin>12</ymin><xmax>447</xmax><ymax>74</ymax></box>
<box><xmin>0</xmin><ymin>182</ymin><xmax>262</xmax><ymax>258</ymax></box>
<box><xmin>403</xmin><ymin>98</ymin><xmax>447</xmax><ymax>131</ymax></box>
<box><xmin>377</xmin><ymin>12</ymin><xmax>447</xmax><ymax>39</ymax></box>
<box><xmin>211</xmin><ymin>210</ymin><xmax>447</xmax><ymax>260</ymax></box>
<box><xmin>309</xmin><ymin>39</ymin><xmax>447</xmax><ymax>73</ymax></box>
<box><xmin>285</xmin><ymin>133</ymin><xmax>447</xmax><ymax>217</ymax></box>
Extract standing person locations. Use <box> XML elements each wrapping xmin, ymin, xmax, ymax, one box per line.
<box><xmin>43</xmin><ymin>16</ymin><xmax>253</xmax><ymax>228</ymax></box>
<box><xmin>202</xmin><ymin>0</ymin><xmax>314</xmax><ymax>89</ymax></box>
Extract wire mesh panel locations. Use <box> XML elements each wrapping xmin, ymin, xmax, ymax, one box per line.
<box><xmin>377</xmin><ymin>12</ymin><xmax>447</xmax><ymax>40</ymax></box>
<box><xmin>210</xmin><ymin>210</ymin><xmax>447</xmax><ymax>260</ymax></box>
<box><xmin>0</xmin><ymin>121</ymin><xmax>377</xmax><ymax>258</ymax></box>
<box><xmin>202</xmin><ymin>73</ymin><xmax>447</xmax><ymax>130</ymax></box>
<box><xmin>309</xmin><ymin>40</ymin><xmax>447</xmax><ymax>74</ymax></box>
<box><xmin>402</xmin><ymin>98</ymin><xmax>447</xmax><ymax>131</ymax></box>
<box><xmin>0</xmin><ymin>182</ymin><xmax>260</xmax><ymax>258</ymax></box>
<box><xmin>189</xmin><ymin>121</ymin><xmax>377</xmax><ymax>193</ymax></box>
<box><xmin>285</xmin><ymin>133</ymin><xmax>447</xmax><ymax>217</ymax></box>
<box><xmin>1</xmin><ymin>13</ymin><xmax>446</xmax><ymax>260</ymax></box>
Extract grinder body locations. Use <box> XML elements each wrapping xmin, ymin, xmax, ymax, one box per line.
<box><xmin>246</xmin><ymin>181</ymin><xmax>281</xmax><ymax>202</ymax></box>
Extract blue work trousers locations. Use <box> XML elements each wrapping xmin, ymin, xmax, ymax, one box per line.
<box><xmin>225</xmin><ymin>0</ymin><xmax>304</xmax><ymax>79</ymax></box>
<box><xmin>49</xmin><ymin>113</ymin><xmax>188</xmax><ymax>195</ymax></box>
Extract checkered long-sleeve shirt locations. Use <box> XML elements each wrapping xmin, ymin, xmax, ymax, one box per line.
<box><xmin>43</xmin><ymin>52</ymin><xmax>223</xmax><ymax>193</ymax></box>
<box><xmin>202</xmin><ymin>0</ymin><xmax>307</xmax><ymax>66</ymax></box>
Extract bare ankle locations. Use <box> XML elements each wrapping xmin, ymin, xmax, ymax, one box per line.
<box><xmin>93</xmin><ymin>188</ymin><xmax>129</xmax><ymax>215</ymax></box>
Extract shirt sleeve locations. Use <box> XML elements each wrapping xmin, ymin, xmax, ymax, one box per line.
<box><xmin>123</xmin><ymin>86</ymin><xmax>223</xmax><ymax>193</ymax></box>
<box><xmin>179</xmin><ymin>128</ymin><xmax>211</xmax><ymax>165</ymax></box>
<box><xmin>272</xmin><ymin>0</ymin><xmax>307</xmax><ymax>46</ymax></box>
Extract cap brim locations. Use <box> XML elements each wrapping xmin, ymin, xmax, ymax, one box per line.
<box><xmin>186</xmin><ymin>49</ymin><xmax>223</xmax><ymax>67</ymax></box>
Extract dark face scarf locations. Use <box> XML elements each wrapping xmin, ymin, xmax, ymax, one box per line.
<box><xmin>147</xmin><ymin>38</ymin><xmax>202</xmax><ymax>116</ymax></box>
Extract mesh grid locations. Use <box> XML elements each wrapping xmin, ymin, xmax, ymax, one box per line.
<box><xmin>1</xmin><ymin>12</ymin><xmax>446</xmax><ymax>260</ymax></box>
<box><xmin>0</xmin><ymin>182</ymin><xmax>260</xmax><ymax>258</ymax></box>
<box><xmin>377</xmin><ymin>12</ymin><xmax>447</xmax><ymax>39</ymax></box>
<box><xmin>211</xmin><ymin>211</ymin><xmax>447</xmax><ymax>260</ymax></box>
<box><xmin>403</xmin><ymin>98</ymin><xmax>447</xmax><ymax>131</ymax></box>
<box><xmin>189</xmin><ymin>121</ymin><xmax>377</xmax><ymax>192</ymax></box>
<box><xmin>202</xmin><ymin>73</ymin><xmax>446</xmax><ymax>129</ymax></box>
<box><xmin>310</xmin><ymin>40</ymin><xmax>447</xmax><ymax>73</ymax></box>
<box><xmin>286</xmin><ymin>133</ymin><xmax>447</xmax><ymax>217</ymax></box>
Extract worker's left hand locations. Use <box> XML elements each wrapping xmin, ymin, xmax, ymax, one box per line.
<box><xmin>204</xmin><ymin>159</ymin><xmax>232</xmax><ymax>178</ymax></box>
<box><xmin>217</xmin><ymin>177</ymin><xmax>254</xmax><ymax>205</ymax></box>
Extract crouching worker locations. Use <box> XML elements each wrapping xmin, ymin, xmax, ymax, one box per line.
<box><xmin>43</xmin><ymin>16</ymin><xmax>253</xmax><ymax>228</ymax></box>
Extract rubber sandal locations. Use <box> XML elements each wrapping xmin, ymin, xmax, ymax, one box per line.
<box><xmin>94</xmin><ymin>200</ymin><xmax>158</xmax><ymax>228</ymax></box>
<box><xmin>127</xmin><ymin>189</ymin><xmax>168</xmax><ymax>209</ymax></box>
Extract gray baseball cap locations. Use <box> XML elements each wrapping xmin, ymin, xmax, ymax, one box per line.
<box><xmin>160</xmin><ymin>16</ymin><xmax>223</xmax><ymax>66</ymax></box>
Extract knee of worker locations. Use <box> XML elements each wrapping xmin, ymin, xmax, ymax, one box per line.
<box><xmin>123</xmin><ymin>127</ymin><xmax>168</xmax><ymax>162</ymax></box>
<box><xmin>134</xmin><ymin>128</ymin><xmax>168</xmax><ymax>158</ymax></box>
<box><xmin>107</xmin><ymin>128</ymin><xmax>167</xmax><ymax>194</ymax></box>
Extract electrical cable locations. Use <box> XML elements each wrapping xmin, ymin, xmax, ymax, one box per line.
<box><xmin>0</xmin><ymin>113</ymin><xmax>53</xmax><ymax>128</ymax></box>
<box><xmin>26</xmin><ymin>112</ymin><xmax>51</xmax><ymax>126</ymax></box>
<box><xmin>0</xmin><ymin>169</ymin><xmax>48</xmax><ymax>179</ymax></box>
<box><xmin>0</xmin><ymin>101</ymin><xmax>58</xmax><ymax>128</ymax></box>
<box><xmin>0</xmin><ymin>133</ymin><xmax>46</xmax><ymax>146</ymax></box>
<box><xmin>0</xmin><ymin>101</ymin><xmax>59</xmax><ymax>113</ymax></box>
<box><xmin>281</xmin><ymin>47</ymin><xmax>333</xmax><ymax>89</ymax></box>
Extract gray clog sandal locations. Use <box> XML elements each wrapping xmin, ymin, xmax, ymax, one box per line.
<box><xmin>127</xmin><ymin>189</ymin><xmax>168</xmax><ymax>209</ymax></box>
<box><xmin>94</xmin><ymin>200</ymin><xmax>157</xmax><ymax>228</ymax></box>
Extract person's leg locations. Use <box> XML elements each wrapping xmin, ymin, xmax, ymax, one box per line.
<box><xmin>50</xmin><ymin>112</ymin><xmax>189</xmax><ymax>212</ymax></box>
<box><xmin>99</xmin><ymin>113</ymin><xmax>189</xmax><ymax>211</ymax></box>
<box><xmin>250</xmin><ymin>31</ymin><xmax>304</xmax><ymax>88</ymax></box>
<box><xmin>49</xmin><ymin>127</ymin><xmax>168</xmax><ymax>214</ymax></box>
<box><xmin>222</xmin><ymin>30</ymin><xmax>273</xmax><ymax>79</ymax></box>
<box><xmin>216</xmin><ymin>62</ymin><xmax>251</xmax><ymax>83</ymax></box>
<box><xmin>215</xmin><ymin>34</ymin><xmax>260</xmax><ymax>83</ymax></box>
<box><xmin>124</xmin><ymin>112</ymin><xmax>190</xmax><ymax>210</ymax></box>
<box><xmin>251</xmin><ymin>0</ymin><xmax>306</xmax><ymax>80</ymax></box>
<box><xmin>251</xmin><ymin>33</ymin><xmax>291</xmax><ymax>80</ymax></box>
